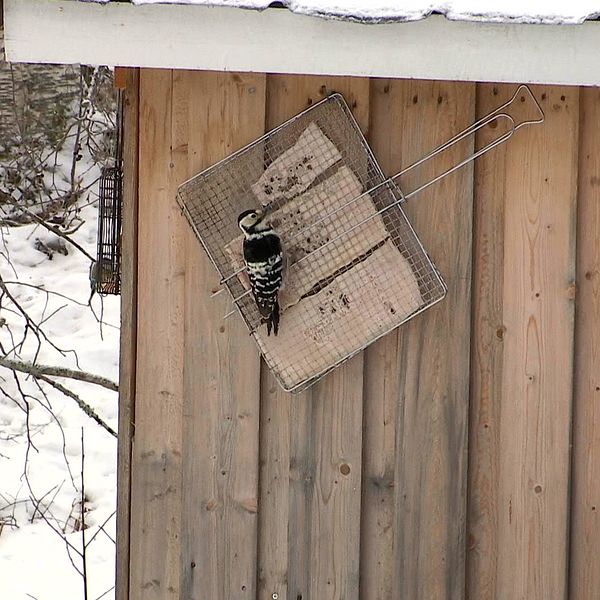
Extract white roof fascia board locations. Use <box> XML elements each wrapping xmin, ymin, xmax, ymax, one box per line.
<box><xmin>4</xmin><ymin>0</ymin><xmax>600</xmax><ymax>86</ymax></box>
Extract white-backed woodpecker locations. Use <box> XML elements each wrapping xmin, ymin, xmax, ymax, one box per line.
<box><xmin>237</xmin><ymin>208</ymin><xmax>283</xmax><ymax>336</ymax></box>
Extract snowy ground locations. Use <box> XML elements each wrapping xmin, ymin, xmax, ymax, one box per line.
<box><xmin>0</xmin><ymin>178</ymin><xmax>119</xmax><ymax>596</ymax></box>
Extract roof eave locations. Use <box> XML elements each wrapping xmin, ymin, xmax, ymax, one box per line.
<box><xmin>5</xmin><ymin>0</ymin><xmax>600</xmax><ymax>86</ymax></box>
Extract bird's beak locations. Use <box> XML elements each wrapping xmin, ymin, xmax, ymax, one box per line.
<box><xmin>255</xmin><ymin>208</ymin><xmax>265</xmax><ymax>219</ymax></box>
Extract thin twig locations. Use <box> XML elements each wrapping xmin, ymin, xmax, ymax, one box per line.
<box><xmin>94</xmin><ymin>586</ymin><xmax>115</xmax><ymax>600</ymax></box>
<box><xmin>27</xmin><ymin>492</ymin><xmax>83</xmax><ymax>559</ymax></box>
<box><xmin>81</xmin><ymin>428</ymin><xmax>89</xmax><ymax>600</ymax></box>
<box><xmin>1</xmin><ymin>280</ymin><xmax>119</xmax><ymax>330</ymax></box>
<box><xmin>29</xmin><ymin>483</ymin><xmax>60</xmax><ymax>523</ymax></box>
<box><xmin>30</xmin><ymin>377</ymin><xmax>77</xmax><ymax>488</ymax></box>
<box><xmin>0</xmin><ymin>272</ymin><xmax>80</xmax><ymax>365</ymax></box>
<box><xmin>2</xmin><ymin>196</ymin><xmax>94</xmax><ymax>260</ymax></box>
<box><xmin>85</xmin><ymin>509</ymin><xmax>116</xmax><ymax>548</ymax></box>
<box><xmin>65</xmin><ymin>539</ymin><xmax>85</xmax><ymax>577</ymax></box>
<box><xmin>35</xmin><ymin>375</ymin><xmax>117</xmax><ymax>437</ymax></box>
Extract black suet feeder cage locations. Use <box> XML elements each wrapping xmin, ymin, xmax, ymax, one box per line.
<box><xmin>94</xmin><ymin>90</ymin><xmax>124</xmax><ymax>296</ymax></box>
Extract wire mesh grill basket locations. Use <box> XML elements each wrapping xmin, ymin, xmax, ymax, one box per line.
<box><xmin>177</xmin><ymin>85</ymin><xmax>543</xmax><ymax>393</ymax></box>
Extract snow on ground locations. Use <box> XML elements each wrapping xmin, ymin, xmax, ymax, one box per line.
<box><xmin>0</xmin><ymin>160</ymin><xmax>120</xmax><ymax>597</ymax></box>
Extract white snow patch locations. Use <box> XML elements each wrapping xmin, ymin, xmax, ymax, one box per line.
<box><xmin>0</xmin><ymin>176</ymin><xmax>119</xmax><ymax>597</ymax></box>
<box><xmin>120</xmin><ymin>0</ymin><xmax>600</xmax><ymax>25</ymax></box>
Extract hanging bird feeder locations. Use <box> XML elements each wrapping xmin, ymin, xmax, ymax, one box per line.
<box><xmin>177</xmin><ymin>85</ymin><xmax>544</xmax><ymax>393</ymax></box>
<box><xmin>94</xmin><ymin>89</ymin><xmax>124</xmax><ymax>296</ymax></box>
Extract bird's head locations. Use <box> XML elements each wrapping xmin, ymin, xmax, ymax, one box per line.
<box><xmin>238</xmin><ymin>208</ymin><xmax>267</xmax><ymax>234</ymax></box>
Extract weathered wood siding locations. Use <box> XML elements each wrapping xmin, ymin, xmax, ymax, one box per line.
<box><xmin>116</xmin><ymin>66</ymin><xmax>138</xmax><ymax>600</ymax></box>
<box><xmin>468</xmin><ymin>85</ymin><xmax>578</xmax><ymax>600</ymax></box>
<box><xmin>121</xmin><ymin>70</ymin><xmax>600</xmax><ymax>600</ymax></box>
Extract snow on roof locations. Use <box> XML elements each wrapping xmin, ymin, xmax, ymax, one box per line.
<box><xmin>83</xmin><ymin>0</ymin><xmax>600</xmax><ymax>25</ymax></box>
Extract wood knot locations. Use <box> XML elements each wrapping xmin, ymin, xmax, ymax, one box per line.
<box><xmin>339</xmin><ymin>463</ymin><xmax>351</xmax><ymax>476</ymax></box>
<box><xmin>239</xmin><ymin>497</ymin><xmax>258</xmax><ymax>513</ymax></box>
<box><xmin>468</xmin><ymin>532</ymin><xmax>477</xmax><ymax>551</ymax></box>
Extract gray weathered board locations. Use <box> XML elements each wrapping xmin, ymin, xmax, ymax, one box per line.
<box><xmin>122</xmin><ymin>71</ymin><xmax>598</xmax><ymax>600</ymax></box>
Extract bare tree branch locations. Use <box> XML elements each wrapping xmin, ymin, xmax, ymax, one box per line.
<box><xmin>0</xmin><ymin>357</ymin><xmax>118</xmax><ymax>392</ymax></box>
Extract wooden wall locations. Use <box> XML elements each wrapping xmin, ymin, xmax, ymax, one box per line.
<box><xmin>118</xmin><ymin>70</ymin><xmax>600</xmax><ymax>600</ymax></box>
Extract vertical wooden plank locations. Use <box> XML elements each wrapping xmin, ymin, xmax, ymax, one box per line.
<box><xmin>360</xmin><ymin>80</ymin><xmax>406</xmax><ymax>600</ymax></box>
<box><xmin>468</xmin><ymin>85</ymin><xmax>577</xmax><ymax>600</ymax></box>
<box><xmin>308</xmin><ymin>366</ymin><xmax>364</xmax><ymax>600</ymax></box>
<box><xmin>363</xmin><ymin>79</ymin><xmax>475</xmax><ymax>600</ymax></box>
<box><xmin>257</xmin><ymin>75</ymin><xmax>368</xmax><ymax>600</ymax></box>
<box><xmin>466</xmin><ymin>83</ymin><xmax>507</xmax><ymax>600</ymax></box>
<box><xmin>257</xmin><ymin>370</ymin><xmax>292</xmax><ymax>600</ymax></box>
<box><xmin>116</xmin><ymin>66</ymin><xmax>139</xmax><ymax>600</ymax></box>
<box><xmin>569</xmin><ymin>86</ymin><xmax>600</xmax><ymax>600</ymax></box>
<box><xmin>298</xmin><ymin>77</ymin><xmax>367</xmax><ymax>600</ymax></box>
<box><xmin>180</xmin><ymin>70</ymin><xmax>266</xmax><ymax>600</ymax></box>
<box><xmin>129</xmin><ymin>68</ymin><xmax>185</xmax><ymax>600</ymax></box>
<box><xmin>496</xmin><ymin>84</ymin><xmax>577</xmax><ymax>600</ymax></box>
<box><xmin>113</xmin><ymin>66</ymin><xmax>128</xmax><ymax>90</ymax></box>
<box><xmin>360</xmin><ymin>332</ymin><xmax>400</xmax><ymax>600</ymax></box>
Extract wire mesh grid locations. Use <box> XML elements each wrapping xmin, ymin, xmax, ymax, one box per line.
<box><xmin>177</xmin><ymin>94</ymin><xmax>446</xmax><ymax>392</ymax></box>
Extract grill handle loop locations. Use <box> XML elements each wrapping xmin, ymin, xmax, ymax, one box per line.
<box><xmin>394</xmin><ymin>84</ymin><xmax>544</xmax><ymax>200</ymax></box>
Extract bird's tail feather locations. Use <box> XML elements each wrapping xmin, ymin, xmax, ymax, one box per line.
<box><xmin>272</xmin><ymin>300</ymin><xmax>280</xmax><ymax>336</ymax></box>
<box><xmin>265</xmin><ymin>299</ymin><xmax>280</xmax><ymax>337</ymax></box>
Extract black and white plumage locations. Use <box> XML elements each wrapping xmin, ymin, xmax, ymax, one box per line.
<box><xmin>238</xmin><ymin>208</ymin><xmax>283</xmax><ymax>336</ymax></box>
